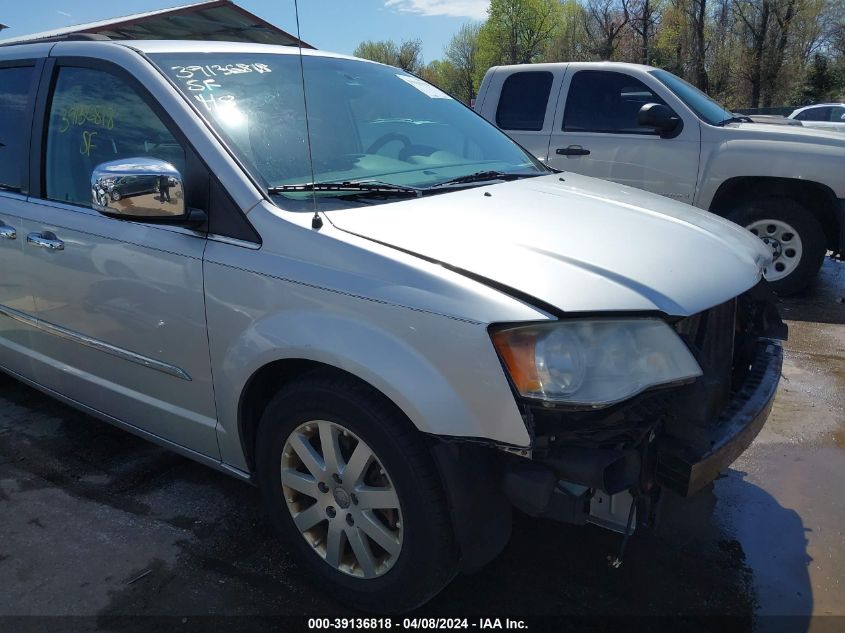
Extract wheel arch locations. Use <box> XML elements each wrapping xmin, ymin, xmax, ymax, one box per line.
<box><xmin>240</xmin><ymin>357</ymin><xmax>514</xmax><ymax>574</ymax></box>
<box><xmin>708</xmin><ymin>176</ymin><xmax>840</xmax><ymax>252</ymax></box>
<box><xmin>238</xmin><ymin>358</ymin><xmax>412</xmax><ymax>475</ymax></box>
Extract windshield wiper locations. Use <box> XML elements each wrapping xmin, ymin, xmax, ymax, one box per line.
<box><xmin>268</xmin><ymin>180</ymin><xmax>422</xmax><ymax>198</ymax></box>
<box><xmin>717</xmin><ymin>114</ymin><xmax>754</xmax><ymax>126</ymax></box>
<box><xmin>426</xmin><ymin>170</ymin><xmax>539</xmax><ymax>190</ymax></box>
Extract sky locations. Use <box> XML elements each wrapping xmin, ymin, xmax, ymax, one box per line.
<box><xmin>0</xmin><ymin>0</ymin><xmax>489</xmax><ymax>62</ymax></box>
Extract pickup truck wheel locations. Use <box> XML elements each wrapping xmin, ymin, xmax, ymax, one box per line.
<box><xmin>255</xmin><ymin>372</ymin><xmax>458</xmax><ymax>612</ymax></box>
<box><xmin>728</xmin><ymin>198</ymin><xmax>825</xmax><ymax>295</ymax></box>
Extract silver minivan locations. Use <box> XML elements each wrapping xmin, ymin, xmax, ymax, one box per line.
<box><xmin>0</xmin><ymin>39</ymin><xmax>785</xmax><ymax>611</ymax></box>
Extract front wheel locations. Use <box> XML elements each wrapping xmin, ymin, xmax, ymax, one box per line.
<box><xmin>728</xmin><ymin>197</ymin><xmax>826</xmax><ymax>295</ymax></box>
<box><xmin>255</xmin><ymin>372</ymin><xmax>458</xmax><ymax>612</ymax></box>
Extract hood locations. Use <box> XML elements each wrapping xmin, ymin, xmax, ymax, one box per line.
<box><xmin>726</xmin><ymin>121</ymin><xmax>845</xmax><ymax>146</ymax></box>
<box><xmin>324</xmin><ymin>173</ymin><xmax>771</xmax><ymax>317</ymax></box>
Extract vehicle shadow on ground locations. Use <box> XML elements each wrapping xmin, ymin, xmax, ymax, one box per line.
<box><xmin>778</xmin><ymin>258</ymin><xmax>845</xmax><ymax>326</ymax></box>
<box><xmin>414</xmin><ymin>479</ymin><xmax>813</xmax><ymax>633</ymax></box>
<box><xmin>0</xmin><ymin>374</ymin><xmax>813</xmax><ymax>631</ymax></box>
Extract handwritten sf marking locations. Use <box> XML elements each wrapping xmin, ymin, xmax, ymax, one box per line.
<box><xmin>80</xmin><ymin>130</ymin><xmax>98</xmax><ymax>157</ymax></box>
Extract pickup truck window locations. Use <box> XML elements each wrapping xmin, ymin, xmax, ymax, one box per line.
<box><xmin>150</xmin><ymin>53</ymin><xmax>543</xmax><ymax>200</ymax></box>
<box><xmin>45</xmin><ymin>67</ymin><xmax>186</xmax><ymax>208</ymax></box>
<box><xmin>496</xmin><ymin>71</ymin><xmax>553</xmax><ymax>131</ymax></box>
<box><xmin>0</xmin><ymin>66</ymin><xmax>34</xmax><ymax>192</ymax></box>
<box><xmin>649</xmin><ymin>69</ymin><xmax>733</xmax><ymax>126</ymax></box>
<box><xmin>563</xmin><ymin>70</ymin><xmax>667</xmax><ymax>134</ymax></box>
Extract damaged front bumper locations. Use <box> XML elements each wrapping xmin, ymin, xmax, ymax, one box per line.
<box><xmin>501</xmin><ymin>335</ymin><xmax>783</xmax><ymax>529</ymax></box>
<box><xmin>433</xmin><ymin>284</ymin><xmax>786</xmax><ymax>570</ymax></box>
<box><xmin>500</xmin><ymin>285</ymin><xmax>786</xmax><ymax>532</ymax></box>
<box><xmin>656</xmin><ymin>339</ymin><xmax>782</xmax><ymax>497</ymax></box>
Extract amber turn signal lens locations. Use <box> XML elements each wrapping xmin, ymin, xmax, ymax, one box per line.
<box><xmin>491</xmin><ymin>328</ymin><xmax>541</xmax><ymax>394</ymax></box>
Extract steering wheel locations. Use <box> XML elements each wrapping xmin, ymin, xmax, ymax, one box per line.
<box><xmin>366</xmin><ymin>132</ymin><xmax>412</xmax><ymax>156</ymax></box>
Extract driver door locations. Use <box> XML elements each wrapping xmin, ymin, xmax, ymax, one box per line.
<box><xmin>548</xmin><ymin>68</ymin><xmax>700</xmax><ymax>204</ymax></box>
<box><xmin>18</xmin><ymin>60</ymin><xmax>219</xmax><ymax>457</ymax></box>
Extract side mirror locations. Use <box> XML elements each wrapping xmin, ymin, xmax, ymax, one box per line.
<box><xmin>638</xmin><ymin>103</ymin><xmax>682</xmax><ymax>138</ymax></box>
<box><xmin>92</xmin><ymin>158</ymin><xmax>188</xmax><ymax>223</ymax></box>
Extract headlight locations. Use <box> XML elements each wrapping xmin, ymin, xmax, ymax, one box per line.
<box><xmin>491</xmin><ymin>319</ymin><xmax>702</xmax><ymax>407</ymax></box>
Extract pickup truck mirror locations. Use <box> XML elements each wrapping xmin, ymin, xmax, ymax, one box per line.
<box><xmin>638</xmin><ymin>103</ymin><xmax>682</xmax><ymax>138</ymax></box>
<box><xmin>91</xmin><ymin>158</ymin><xmax>189</xmax><ymax>223</ymax></box>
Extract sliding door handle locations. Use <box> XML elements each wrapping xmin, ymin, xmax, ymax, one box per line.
<box><xmin>27</xmin><ymin>232</ymin><xmax>64</xmax><ymax>251</ymax></box>
<box><xmin>556</xmin><ymin>146</ymin><xmax>591</xmax><ymax>156</ymax></box>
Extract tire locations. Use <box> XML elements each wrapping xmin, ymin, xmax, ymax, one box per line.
<box><xmin>255</xmin><ymin>370</ymin><xmax>458</xmax><ymax>612</ymax></box>
<box><xmin>728</xmin><ymin>197</ymin><xmax>826</xmax><ymax>296</ymax></box>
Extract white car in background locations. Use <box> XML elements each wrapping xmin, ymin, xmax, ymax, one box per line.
<box><xmin>789</xmin><ymin>103</ymin><xmax>845</xmax><ymax>131</ymax></box>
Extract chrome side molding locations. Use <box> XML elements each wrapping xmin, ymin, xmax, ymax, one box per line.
<box><xmin>0</xmin><ymin>303</ymin><xmax>191</xmax><ymax>381</ymax></box>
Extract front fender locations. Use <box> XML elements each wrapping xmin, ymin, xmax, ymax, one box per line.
<box><xmin>204</xmin><ymin>260</ymin><xmax>532</xmax><ymax>471</ymax></box>
<box><xmin>696</xmin><ymin>134</ymin><xmax>845</xmax><ymax>209</ymax></box>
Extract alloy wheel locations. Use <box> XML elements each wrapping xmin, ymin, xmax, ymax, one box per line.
<box><xmin>280</xmin><ymin>420</ymin><xmax>403</xmax><ymax>579</ymax></box>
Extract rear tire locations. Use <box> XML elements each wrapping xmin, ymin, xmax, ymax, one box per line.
<box><xmin>255</xmin><ymin>370</ymin><xmax>458</xmax><ymax>612</ymax></box>
<box><xmin>728</xmin><ymin>197</ymin><xmax>826</xmax><ymax>295</ymax></box>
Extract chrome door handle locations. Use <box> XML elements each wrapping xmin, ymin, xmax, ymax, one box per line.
<box><xmin>0</xmin><ymin>225</ymin><xmax>16</xmax><ymax>240</ymax></box>
<box><xmin>27</xmin><ymin>232</ymin><xmax>64</xmax><ymax>251</ymax></box>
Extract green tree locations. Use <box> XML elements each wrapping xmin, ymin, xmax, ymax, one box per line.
<box><xmin>794</xmin><ymin>52</ymin><xmax>837</xmax><ymax>103</ymax></box>
<box><xmin>444</xmin><ymin>22</ymin><xmax>483</xmax><ymax>103</ymax></box>
<box><xmin>545</xmin><ymin>0</ymin><xmax>592</xmax><ymax>61</ymax></box>
<box><xmin>353</xmin><ymin>39</ymin><xmax>424</xmax><ymax>73</ymax></box>
<box><xmin>419</xmin><ymin>59</ymin><xmax>458</xmax><ymax>94</ymax></box>
<box><xmin>479</xmin><ymin>0</ymin><xmax>563</xmax><ymax>66</ymax></box>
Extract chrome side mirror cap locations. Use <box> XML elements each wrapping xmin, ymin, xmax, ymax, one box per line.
<box><xmin>92</xmin><ymin>158</ymin><xmax>186</xmax><ymax>222</ymax></box>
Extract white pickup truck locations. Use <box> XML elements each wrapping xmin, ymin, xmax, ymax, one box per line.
<box><xmin>475</xmin><ymin>62</ymin><xmax>845</xmax><ymax>294</ymax></box>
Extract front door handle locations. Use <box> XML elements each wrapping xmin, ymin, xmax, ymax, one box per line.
<box><xmin>0</xmin><ymin>224</ymin><xmax>16</xmax><ymax>240</ymax></box>
<box><xmin>27</xmin><ymin>232</ymin><xmax>64</xmax><ymax>251</ymax></box>
<box><xmin>556</xmin><ymin>146</ymin><xmax>591</xmax><ymax>156</ymax></box>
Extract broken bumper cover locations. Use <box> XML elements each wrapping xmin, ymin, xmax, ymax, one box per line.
<box><xmin>656</xmin><ymin>339</ymin><xmax>783</xmax><ymax>497</ymax></box>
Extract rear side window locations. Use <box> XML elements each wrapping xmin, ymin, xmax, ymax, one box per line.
<box><xmin>44</xmin><ymin>66</ymin><xmax>186</xmax><ymax>207</ymax></box>
<box><xmin>829</xmin><ymin>106</ymin><xmax>845</xmax><ymax>122</ymax></box>
<box><xmin>0</xmin><ymin>66</ymin><xmax>34</xmax><ymax>192</ymax></box>
<box><xmin>794</xmin><ymin>107</ymin><xmax>831</xmax><ymax>121</ymax></box>
<box><xmin>496</xmin><ymin>71</ymin><xmax>553</xmax><ymax>131</ymax></box>
<box><xmin>564</xmin><ymin>70</ymin><xmax>667</xmax><ymax>134</ymax></box>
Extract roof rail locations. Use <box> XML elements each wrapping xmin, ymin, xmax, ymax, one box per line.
<box><xmin>0</xmin><ymin>33</ymin><xmax>111</xmax><ymax>46</ymax></box>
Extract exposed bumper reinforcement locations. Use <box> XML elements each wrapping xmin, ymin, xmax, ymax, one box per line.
<box><xmin>656</xmin><ymin>340</ymin><xmax>783</xmax><ymax>497</ymax></box>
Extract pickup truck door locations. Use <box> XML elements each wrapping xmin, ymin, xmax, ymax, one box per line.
<box><xmin>0</xmin><ymin>61</ymin><xmax>40</xmax><ymax>379</ymax></box>
<box><xmin>547</xmin><ymin>68</ymin><xmax>700</xmax><ymax>204</ymax></box>
<box><xmin>17</xmin><ymin>58</ymin><xmax>219</xmax><ymax>458</ymax></box>
<box><xmin>478</xmin><ymin>66</ymin><xmax>564</xmax><ymax>162</ymax></box>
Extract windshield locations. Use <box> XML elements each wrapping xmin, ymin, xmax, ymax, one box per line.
<box><xmin>150</xmin><ymin>52</ymin><xmax>545</xmax><ymax>205</ymax></box>
<box><xmin>649</xmin><ymin>69</ymin><xmax>734</xmax><ymax>126</ymax></box>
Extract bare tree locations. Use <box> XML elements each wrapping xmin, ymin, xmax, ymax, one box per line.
<box><xmin>760</xmin><ymin>0</ymin><xmax>798</xmax><ymax>105</ymax></box>
<box><xmin>623</xmin><ymin>0</ymin><xmax>662</xmax><ymax>64</ymax></box>
<box><xmin>735</xmin><ymin>0</ymin><xmax>773</xmax><ymax>106</ymax></box>
<box><xmin>687</xmin><ymin>0</ymin><xmax>709</xmax><ymax>89</ymax></box>
<box><xmin>584</xmin><ymin>0</ymin><xmax>630</xmax><ymax>59</ymax></box>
